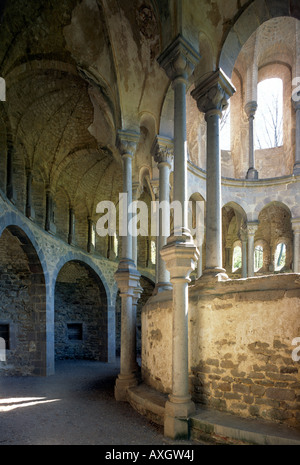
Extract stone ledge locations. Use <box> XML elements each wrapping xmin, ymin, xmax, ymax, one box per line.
<box><xmin>127</xmin><ymin>383</ymin><xmax>168</xmax><ymax>426</ymax></box>
<box><xmin>191</xmin><ymin>405</ymin><xmax>300</xmax><ymax>445</ymax></box>
<box><xmin>127</xmin><ymin>382</ymin><xmax>300</xmax><ymax>445</ymax></box>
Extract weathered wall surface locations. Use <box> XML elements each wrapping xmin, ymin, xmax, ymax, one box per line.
<box><xmin>142</xmin><ymin>275</ymin><xmax>300</xmax><ymax>428</ymax></box>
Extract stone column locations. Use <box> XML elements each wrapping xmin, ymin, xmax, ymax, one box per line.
<box><xmin>192</xmin><ymin>69</ymin><xmax>235</xmax><ymax>280</ymax></box>
<box><xmin>45</xmin><ymin>189</ymin><xmax>56</xmax><ymax>235</ymax></box>
<box><xmin>68</xmin><ymin>207</ymin><xmax>75</xmax><ymax>245</ymax></box>
<box><xmin>240</xmin><ymin>228</ymin><xmax>248</xmax><ymax>279</ymax></box>
<box><xmin>293</xmin><ymin>101</ymin><xmax>300</xmax><ymax>175</ymax></box>
<box><xmin>151</xmin><ymin>136</ymin><xmax>173</xmax><ymax>293</ymax></box>
<box><xmin>114</xmin><ymin>131</ymin><xmax>141</xmax><ymax>402</ymax></box>
<box><xmin>245</xmin><ymin>101</ymin><xmax>258</xmax><ymax>180</ymax></box>
<box><xmin>247</xmin><ymin>221</ymin><xmax>258</xmax><ymax>277</ymax></box>
<box><xmin>26</xmin><ymin>169</ymin><xmax>35</xmax><ymax>220</ymax></box>
<box><xmin>87</xmin><ymin>217</ymin><xmax>95</xmax><ymax>253</ymax></box>
<box><xmin>158</xmin><ymin>34</ymin><xmax>200</xmax><ymax>440</ymax></box>
<box><xmin>132</xmin><ymin>183</ymin><xmax>143</xmax><ymax>267</ymax></box>
<box><xmin>6</xmin><ymin>146</ymin><xmax>16</xmax><ymax>204</ymax></box>
<box><xmin>292</xmin><ymin>218</ymin><xmax>300</xmax><ymax>273</ymax></box>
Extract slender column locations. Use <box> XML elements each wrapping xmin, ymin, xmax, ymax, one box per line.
<box><xmin>114</xmin><ymin>131</ymin><xmax>141</xmax><ymax>401</ymax></box>
<box><xmin>87</xmin><ymin>217</ymin><xmax>95</xmax><ymax>253</ymax></box>
<box><xmin>6</xmin><ymin>146</ymin><xmax>16</xmax><ymax>204</ymax></box>
<box><xmin>240</xmin><ymin>229</ymin><xmax>248</xmax><ymax>279</ymax></box>
<box><xmin>132</xmin><ymin>183</ymin><xmax>143</xmax><ymax>267</ymax></box>
<box><xmin>26</xmin><ymin>169</ymin><xmax>35</xmax><ymax>220</ymax></box>
<box><xmin>68</xmin><ymin>207</ymin><xmax>75</xmax><ymax>245</ymax></box>
<box><xmin>158</xmin><ymin>34</ymin><xmax>200</xmax><ymax>440</ymax></box>
<box><xmin>151</xmin><ymin>136</ymin><xmax>173</xmax><ymax>293</ymax></box>
<box><xmin>292</xmin><ymin>218</ymin><xmax>300</xmax><ymax>273</ymax></box>
<box><xmin>192</xmin><ymin>69</ymin><xmax>235</xmax><ymax>280</ymax></box>
<box><xmin>247</xmin><ymin>221</ymin><xmax>258</xmax><ymax>277</ymax></box>
<box><xmin>293</xmin><ymin>101</ymin><xmax>300</xmax><ymax>175</ymax></box>
<box><xmin>45</xmin><ymin>189</ymin><xmax>56</xmax><ymax>235</ymax></box>
<box><xmin>245</xmin><ymin>101</ymin><xmax>258</xmax><ymax>179</ymax></box>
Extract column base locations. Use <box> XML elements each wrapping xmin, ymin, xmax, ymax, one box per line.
<box><xmin>246</xmin><ymin>168</ymin><xmax>259</xmax><ymax>180</ymax></box>
<box><xmin>164</xmin><ymin>396</ymin><xmax>195</xmax><ymax>440</ymax></box>
<box><xmin>154</xmin><ymin>282</ymin><xmax>173</xmax><ymax>294</ymax></box>
<box><xmin>114</xmin><ymin>373</ymin><xmax>139</xmax><ymax>402</ymax></box>
<box><xmin>199</xmin><ymin>267</ymin><xmax>229</xmax><ymax>283</ymax></box>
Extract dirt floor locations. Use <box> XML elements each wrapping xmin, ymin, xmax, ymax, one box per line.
<box><xmin>0</xmin><ymin>360</ymin><xmax>208</xmax><ymax>446</ymax></box>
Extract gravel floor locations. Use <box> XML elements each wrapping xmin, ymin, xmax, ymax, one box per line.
<box><xmin>0</xmin><ymin>360</ymin><xmax>209</xmax><ymax>446</ymax></box>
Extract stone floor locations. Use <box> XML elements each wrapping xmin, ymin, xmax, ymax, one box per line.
<box><xmin>0</xmin><ymin>360</ymin><xmax>208</xmax><ymax>446</ymax></box>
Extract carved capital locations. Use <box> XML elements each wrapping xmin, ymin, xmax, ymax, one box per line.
<box><xmin>157</xmin><ymin>34</ymin><xmax>200</xmax><ymax>84</ymax></box>
<box><xmin>117</xmin><ymin>130</ymin><xmax>140</xmax><ymax>158</ymax></box>
<box><xmin>247</xmin><ymin>221</ymin><xmax>259</xmax><ymax>237</ymax></box>
<box><xmin>292</xmin><ymin>218</ymin><xmax>300</xmax><ymax>233</ymax></box>
<box><xmin>191</xmin><ymin>69</ymin><xmax>235</xmax><ymax>117</ymax></box>
<box><xmin>151</xmin><ymin>136</ymin><xmax>173</xmax><ymax>167</ymax></box>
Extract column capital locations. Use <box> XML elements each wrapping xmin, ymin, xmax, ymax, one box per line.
<box><xmin>151</xmin><ymin>136</ymin><xmax>173</xmax><ymax>167</ymax></box>
<box><xmin>245</xmin><ymin>100</ymin><xmax>258</xmax><ymax>119</ymax></box>
<box><xmin>247</xmin><ymin>221</ymin><xmax>259</xmax><ymax>236</ymax></box>
<box><xmin>117</xmin><ymin>130</ymin><xmax>140</xmax><ymax>158</ymax></box>
<box><xmin>191</xmin><ymin>69</ymin><xmax>235</xmax><ymax>117</ymax></box>
<box><xmin>157</xmin><ymin>34</ymin><xmax>200</xmax><ymax>85</ymax></box>
<box><xmin>292</xmin><ymin>218</ymin><xmax>300</xmax><ymax>233</ymax></box>
<box><xmin>240</xmin><ymin>227</ymin><xmax>248</xmax><ymax>243</ymax></box>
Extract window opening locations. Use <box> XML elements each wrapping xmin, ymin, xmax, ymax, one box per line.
<box><xmin>67</xmin><ymin>323</ymin><xmax>83</xmax><ymax>341</ymax></box>
<box><xmin>232</xmin><ymin>246</ymin><xmax>242</xmax><ymax>272</ymax></box>
<box><xmin>274</xmin><ymin>243</ymin><xmax>286</xmax><ymax>271</ymax></box>
<box><xmin>254</xmin><ymin>245</ymin><xmax>263</xmax><ymax>272</ymax></box>
<box><xmin>0</xmin><ymin>324</ymin><xmax>9</xmax><ymax>350</ymax></box>
<box><xmin>255</xmin><ymin>78</ymin><xmax>283</xmax><ymax>149</ymax></box>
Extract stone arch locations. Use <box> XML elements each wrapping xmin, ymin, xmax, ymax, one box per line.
<box><xmin>54</xmin><ymin>258</ymin><xmax>110</xmax><ymax>363</ymax></box>
<box><xmin>219</xmin><ymin>0</ymin><xmax>300</xmax><ymax>78</ymax></box>
<box><xmin>256</xmin><ymin>201</ymin><xmax>293</xmax><ymax>272</ymax></box>
<box><xmin>0</xmin><ymin>221</ymin><xmax>50</xmax><ymax>375</ymax></box>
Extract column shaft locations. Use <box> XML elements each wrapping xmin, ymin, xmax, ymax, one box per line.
<box><xmin>158</xmin><ymin>34</ymin><xmax>200</xmax><ymax>440</ymax></box>
<box><xmin>192</xmin><ymin>69</ymin><xmax>235</xmax><ymax>279</ymax></box>
<box><xmin>292</xmin><ymin>219</ymin><xmax>300</xmax><ymax>272</ymax></box>
<box><xmin>114</xmin><ymin>131</ymin><xmax>141</xmax><ymax>402</ymax></box>
<box><xmin>294</xmin><ymin>104</ymin><xmax>300</xmax><ymax>174</ymax></box>
<box><xmin>245</xmin><ymin>102</ymin><xmax>258</xmax><ymax>179</ymax></box>
<box><xmin>173</xmin><ymin>79</ymin><xmax>188</xmax><ymax>234</ymax></box>
<box><xmin>247</xmin><ymin>222</ymin><xmax>258</xmax><ymax>277</ymax></box>
<box><xmin>205</xmin><ymin>111</ymin><xmax>223</xmax><ymax>270</ymax></box>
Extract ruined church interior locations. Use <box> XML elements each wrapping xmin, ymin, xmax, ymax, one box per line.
<box><xmin>0</xmin><ymin>0</ymin><xmax>300</xmax><ymax>444</ymax></box>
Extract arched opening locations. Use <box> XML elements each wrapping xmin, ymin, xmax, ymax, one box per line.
<box><xmin>255</xmin><ymin>78</ymin><xmax>283</xmax><ymax>150</ymax></box>
<box><xmin>274</xmin><ymin>242</ymin><xmax>287</xmax><ymax>271</ymax></box>
<box><xmin>54</xmin><ymin>260</ymin><xmax>108</xmax><ymax>362</ymax></box>
<box><xmin>257</xmin><ymin>202</ymin><xmax>293</xmax><ymax>272</ymax></box>
<box><xmin>254</xmin><ymin>245</ymin><xmax>264</xmax><ymax>272</ymax></box>
<box><xmin>0</xmin><ymin>226</ymin><xmax>47</xmax><ymax>376</ymax></box>
<box><xmin>232</xmin><ymin>244</ymin><xmax>242</xmax><ymax>273</ymax></box>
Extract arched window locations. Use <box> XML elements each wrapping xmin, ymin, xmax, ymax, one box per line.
<box><xmin>274</xmin><ymin>242</ymin><xmax>286</xmax><ymax>271</ymax></box>
<box><xmin>254</xmin><ymin>245</ymin><xmax>263</xmax><ymax>272</ymax></box>
<box><xmin>255</xmin><ymin>78</ymin><xmax>283</xmax><ymax>149</ymax></box>
<box><xmin>232</xmin><ymin>245</ymin><xmax>242</xmax><ymax>272</ymax></box>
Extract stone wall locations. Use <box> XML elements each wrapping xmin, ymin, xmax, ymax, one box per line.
<box><xmin>55</xmin><ymin>261</ymin><xmax>108</xmax><ymax>361</ymax></box>
<box><xmin>142</xmin><ymin>274</ymin><xmax>300</xmax><ymax>428</ymax></box>
<box><xmin>0</xmin><ymin>228</ymin><xmax>47</xmax><ymax>375</ymax></box>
